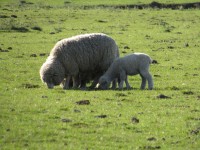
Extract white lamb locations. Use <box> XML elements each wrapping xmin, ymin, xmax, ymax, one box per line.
<box><xmin>98</xmin><ymin>53</ymin><xmax>154</xmax><ymax>90</ymax></box>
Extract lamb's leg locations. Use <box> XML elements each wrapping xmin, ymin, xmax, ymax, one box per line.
<box><xmin>62</xmin><ymin>76</ymin><xmax>71</xmax><ymax>89</ymax></box>
<box><xmin>111</xmin><ymin>78</ymin><xmax>117</xmax><ymax>89</ymax></box>
<box><xmin>119</xmin><ymin>71</ymin><xmax>126</xmax><ymax>90</ymax></box>
<box><xmin>125</xmin><ymin>76</ymin><xmax>131</xmax><ymax>89</ymax></box>
<box><xmin>147</xmin><ymin>73</ymin><xmax>153</xmax><ymax>90</ymax></box>
<box><xmin>140</xmin><ymin>71</ymin><xmax>153</xmax><ymax>90</ymax></box>
<box><xmin>119</xmin><ymin>80</ymin><xmax>124</xmax><ymax>90</ymax></box>
<box><xmin>140</xmin><ymin>74</ymin><xmax>146</xmax><ymax>90</ymax></box>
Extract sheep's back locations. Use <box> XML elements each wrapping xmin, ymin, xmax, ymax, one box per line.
<box><xmin>50</xmin><ymin>33</ymin><xmax>118</xmax><ymax>72</ymax></box>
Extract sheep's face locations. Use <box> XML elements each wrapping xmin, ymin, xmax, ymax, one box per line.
<box><xmin>98</xmin><ymin>76</ymin><xmax>110</xmax><ymax>90</ymax></box>
<box><xmin>40</xmin><ymin>60</ymin><xmax>65</xmax><ymax>89</ymax></box>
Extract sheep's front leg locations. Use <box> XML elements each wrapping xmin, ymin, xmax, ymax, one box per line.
<box><xmin>62</xmin><ymin>76</ymin><xmax>71</xmax><ymax>89</ymax></box>
<box><xmin>125</xmin><ymin>76</ymin><xmax>131</xmax><ymax>89</ymax></box>
<box><xmin>72</xmin><ymin>75</ymin><xmax>79</xmax><ymax>88</ymax></box>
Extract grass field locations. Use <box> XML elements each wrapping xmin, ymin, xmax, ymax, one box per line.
<box><xmin>0</xmin><ymin>0</ymin><xmax>200</xmax><ymax>149</ymax></box>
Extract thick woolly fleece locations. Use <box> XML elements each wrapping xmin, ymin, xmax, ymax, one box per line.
<box><xmin>40</xmin><ymin>33</ymin><xmax>119</xmax><ymax>89</ymax></box>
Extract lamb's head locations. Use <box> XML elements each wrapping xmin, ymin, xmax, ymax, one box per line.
<box><xmin>98</xmin><ymin>76</ymin><xmax>110</xmax><ymax>90</ymax></box>
<box><xmin>40</xmin><ymin>59</ymin><xmax>65</xmax><ymax>89</ymax></box>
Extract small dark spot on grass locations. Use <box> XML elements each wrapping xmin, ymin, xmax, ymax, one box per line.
<box><xmin>168</xmin><ymin>46</ymin><xmax>174</xmax><ymax>49</ymax></box>
<box><xmin>154</xmin><ymin>74</ymin><xmax>161</xmax><ymax>77</ymax></box>
<box><xmin>115</xmin><ymin>93</ymin><xmax>127</xmax><ymax>97</ymax></box>
<box><xmin>64</xmin><ymin>1</ymin><xmax>71</xmax><ymax>4</ymax></box>
<box><xmin>157</xmin><ymin>94</ymin><xmax>171</xmax><ymax>99</ymax></box>
<box><xmin>76</xmin><ymin>100</ymin><xmax>90</xmax><ymax>105</ymax></box>
<box><xmin>95</xmin><ymin>115</ymin><xmax>107</xmax><ymax>118</ymax></box>
<box><xmin>193</xmin><ymin>74</ymin><xmax>198</xmax><ymax>76</ymax></box>
<box><xmin>7</xmin><ymin>47</ymin><xmax>12</xmax><ymax>50</ymax></box>
<box><xmin>142</xmin><ymin>145</ymin><xmax>161</xmax><ymax>149</ymax></box>
<box><xmin>22</xmin><ymin>83</ymin><xmax>40</xmax><ymax>89</ymax></box>
<box><xmin>183</xmin><ymin>91</ymin><xmax>194</xmax><ymax>95</ymax></box>
<box><xmin>147</xmin><ymin>137</ymin><xmax>157</xmax><ymax>141</ymax></box>
<box><xmin>31</xmin><ymin>26</ymin><xmax>42</xmax><ymax>31</ymax></box>
<box><xmin>41</xmin><ymin>95</ymin><xmax>48</xmax><ymax>98</ymax></box>
<box><xmin>39</xmin><ymin>53</ymin><xmax>48</xmax><ymax>56</ymax></box>
<box><xmin>30</xmin><ymin>54</ymin><xmax>37</xmax><ymax>57</ymax></box>
<box><xmin>165</xmin><ymin>29</ymin><xmax>171</xmax><ymax>32</ymax></box>
<box><xmin>73</xmin><ymin>123</ymin><xmax>89</xmax><ymax>128</ymax></box>
<box><xmin>124</xmin><ymin>45</ymin><xmax>130</xmax><ymax>49</ymax></box>
<box><xmin>11</xmin><ymin>15</ymin><xmax>17</xmax><ymax>18</ymax></box>
<box><xmin>97</xmin><ymin>20</ymin><xmax>107</xmax><ymax>23</ymax></box>
<box><xmin>0</xmin><ymin>15</ymin><xmax>9</xmax><ymax>18</ymax></box>
<box><xmin>11</xmin><ymin>26</ymin><xmax>29</xmax><ymax>32</ymax></box>
<box><xmin>60</xmin><ymin>108</ymin><xmax>69</xmax><ymax>111</ymax></box>
<box><xmin>0</xmin><ymin>49</ymin><xmax>9</xmax><ymax>52</ymax></box>
<box><xmin>61</xmin><ymin>118</ymin><xmax>72</xmax><ymax>123</ymax></box>
<box><xmin>6</xmin><ymin>129</ymin><xmax>11</xmax><ymax>132</ymax></box>
<box><xmin>171</xmin><ymin>86</ymin><xmax>180</xmax><ymax>90</ymax></box>
<box><xmin>190</xmin><ymin>127</ymin><xmax>200</xmax><ymax>135</ymax></box>
<box><xmin>188</xmin><ymin>117</ymin><xmax>200</xmax><ymax>121</ymax></box>
<box><xmin>131</xmin><ymin>117</ymin><xmax>139</xmax><ymax>123</ymax></box>
<box><xmin>50</xmin><ymin>32</ymin><xmax>56</xmax><ymax>34</ymax></box>
<box><xmin>74</xmin><ymin>109</ymin><xmax>81</xmax><ymax>113</ymax></box>
<box><xmin>185</xmin><ymin>43</ymin><xmax>189</xmax><ymax>47</ymax></box>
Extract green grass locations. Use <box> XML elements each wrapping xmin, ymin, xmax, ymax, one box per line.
<box><xmin>0</xmin><ymin>0</ymin><xmax>200</xmax><ymax>149</ymax></box>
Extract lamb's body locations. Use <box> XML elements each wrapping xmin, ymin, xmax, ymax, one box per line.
<box><xmin>99</xmin><ymin>53</ymin><xmax>153</xmax><ymax>90</ymax></box>
<box><xmin>40</xmin><ymin>33</ymin><xmax>119</xmax><ymax>89</ymax></box>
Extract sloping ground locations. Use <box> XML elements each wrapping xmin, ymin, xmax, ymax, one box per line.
<box><xmin>84</xmin><ymin>1</ymin><xmax>200</xmax><ymax>9</ymax></box>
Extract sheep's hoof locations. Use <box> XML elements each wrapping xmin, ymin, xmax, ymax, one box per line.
<box><xmin>126</xmin><ymin>87</ymin><xmax>132</xmax><ymax>90</ymax></box>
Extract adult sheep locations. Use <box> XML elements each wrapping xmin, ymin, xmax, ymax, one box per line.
<box><xmin>40</xmin><ymin>33</ymin><xmax>119</xmax><ymax>89</ymax></box>
<box><xmin>98</xmin><ymin>53</ymin><xmax>154</xmax><ymax>90</ymax></box>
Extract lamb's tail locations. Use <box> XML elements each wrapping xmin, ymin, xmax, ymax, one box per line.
<box><xmin>151</xmin><ymin>59</ymin><xmax>158</xmax><ymax>64</ymax></box>
<box><xmin>149</xmin><ymin>56</ymin><xmax>158</xmax><ymax>64</ymax></box>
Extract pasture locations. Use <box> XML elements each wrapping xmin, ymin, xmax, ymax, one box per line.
<box><xmin>0</xmin><ymin>0</ymin><xmax>200</xmax><ymax>149</ymax></box>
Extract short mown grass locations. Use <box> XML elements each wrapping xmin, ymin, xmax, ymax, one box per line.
<box><xmin>0</xmin><ymin>0</ymin><xmax>200</xmax><ymax>149</ymax></box>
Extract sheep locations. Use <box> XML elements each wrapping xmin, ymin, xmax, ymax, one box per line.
<box><xmin>98</xmin><ymin>53</ymin><xmax>154</xmax><ymax>90</ymax></box>
<box><xmin>40</xmin><ymin>33</ymin><xmax>119</xmax><ymax>89</ymax></box>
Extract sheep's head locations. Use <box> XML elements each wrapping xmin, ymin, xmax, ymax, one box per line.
<box><xmin>98</xmin><ymin>76</ymin><xmax>110</xmax><ymax>90</ymax></box>
<box><xmin>40</xmin><ymin>59</ymin><xmax>65</xmax><ymax>89</ymax></box>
